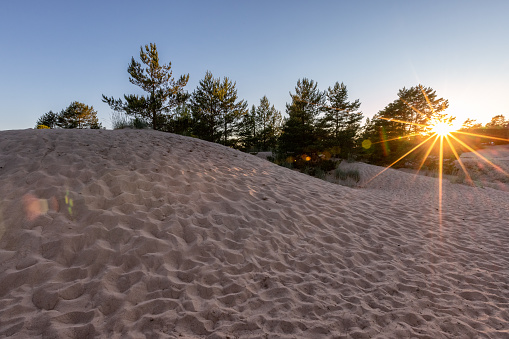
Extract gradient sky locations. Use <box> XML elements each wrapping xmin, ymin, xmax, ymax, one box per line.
<box><xmin>1</xmin><ymin>0</ymin><xmax>508</xmax><ymax>131</ymax></box>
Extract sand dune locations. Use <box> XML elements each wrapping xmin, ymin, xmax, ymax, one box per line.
<box><xmin>0</xmin><ymin>129</ymin><xmax>508</xmax><ymax>338</ymax></box>
<box><xmin>458</xmin><ymin>144</ymin><xmax>509</xmax><ymax>192</ymax></box>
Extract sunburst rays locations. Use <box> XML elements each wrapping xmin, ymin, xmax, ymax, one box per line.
<box><xmin>365</xmin><ymin>87</ymin><xmax>509</xmax><ymax>225</ymax></box>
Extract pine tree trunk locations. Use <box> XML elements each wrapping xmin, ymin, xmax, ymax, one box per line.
<box><xmin>224</xmin><ymin>120</ymin><xmax>227</xmax><ymax>145</ymax></box>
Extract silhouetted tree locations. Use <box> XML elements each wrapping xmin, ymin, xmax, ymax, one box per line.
<box><xmin>237</xmin><ymin>97</ymin><xmax>282</xmax><ymax>151</ymax></box>
<box><xmin>102</xmin><ymin>43</ymin><xmax>189</xmax><ymax>130</ymax></box>
<box><xmin>475</xmin><ymin>114</ymin><xmax>509</xmax><ymax>145</ymax></box>
<box><xmin>217</xmin><ymin>76</ymin><xmax>248</xmax><ymax>146</ymax></box>
<box><xmin>279</xmin><ymin>78</ymin><xmax>325</xmax><ymax>155</ymax></box>
<box><xmin>485</xmin><ymin>114</ymin><xmax>508</xmax><ymax>128</ymax></box>
<box><xmin>461</xmin><ymin>118</ymin><xmax>482</xmax><ymax>130</ymax></box>
<box><xmin>319</xmin><ymin>82</ymin><xmax>363</xmax><ymax>157</ymax></box>
<box><xmin>238</xmin><ymin>105</ymin><xmax>258</xmax><ymax>151</ymax></box>
<box><xmin>191</xmin><ymin>71</ymin><xmax>222</xmax><ymax>142</ymax></box>
<box><xmin>375</xmin><ymin>85</ymin><xmax>448</xmax><ymax>136</ymax></box>
<box><xmin>167</xmin><ymin>101</ymin><xmax>193</xmax><ymax>136</ymax></box>
<box><xmin>256</xmin><ymin>96</ymin><xmax>282</xmax><ymax>151</ymax></box>
<box><xmin>361</xmin><ymin>85</ymin><xmax>448</xmax><ymax>165</ymax></box>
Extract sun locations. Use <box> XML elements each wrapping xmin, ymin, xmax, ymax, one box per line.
<box><xmin>429</xmin><ymin>120</ymin><xmax>458</xmax><ymax>137</ymax></box>
<box><xmin>364</xmin><ymin>86</ymin><xmax>509</xmax><ymax>230</ymax></box>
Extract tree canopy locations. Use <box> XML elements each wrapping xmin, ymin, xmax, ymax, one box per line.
<box><xmin>238</xmin><ymin>96</ymin><xmax>282</xmax><ymax>151</ymax></box>
<box><xmin>57</xmin><ymin>102</ymin><xmax>102</xmax><ymax>129</ymax></box>
<box><xmin>35</xmin><ymin>102</ymin><xmax>102</xmax><ymax>129</ymax></box>
<box><xmin>256</xmin><ymin>96</ymin><xmax>282</xmax><ymax>151</ymax></box>
<box><xmin>318</xmin><ymin>82</ymin><xmax>363</xmax><ymax>157</ymax></box>
<box><xmin>102</xmin><ymin>43</ymin><xmax>189</xmax><ymax>130</ymax></box>
<box><xmin>35</xmin><ymin>111</ymin><xmax>58</xmax><ymax>129</ymax></box>
<box><xmin>279</xmin><ymin>78</ymin><xmax>325</xmax><ymax>155</ymax></box>
<box><xmin>374</xmin><ymin>85</ymin><xmax>448</xmax><ymax>137</ymax></box>
<box><xmin>485</xmin><ymin>114</ymin><xmax>508</xmax><ymax>128</ymax></box>
<box><xmin>361</xmin><ymin>85</ymin><xmax>449</xmax><ymax>165</ymax></box>
<box><xmin>190</xmin><ymin>71</ymin><xmax>247</xmax><ymax>145</ymax></box>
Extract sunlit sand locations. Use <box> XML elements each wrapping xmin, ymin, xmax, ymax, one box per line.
<box><xmin>0</xmin><ymin>129</ymin><xmax>508</xmax><ymax>338</ymax></box>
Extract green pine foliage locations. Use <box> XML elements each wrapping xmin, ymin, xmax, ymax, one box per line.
<box><xmin>190</xmin><ymin>71</ymin><xmax>219</xmax><ymax>141</ymax></box>
<box><xmin>167</xmin><ymin>102</ymin><xmax>193</xmax><ymax>136</ymax></box>
<box><xmin>238</xmin><ymin>96</ymin><xmax>282</xmax><ymax>152</ymax></box>
<box><xmin>361</xmin><ymin>85</ymin><xmax>449</xmax><ymax>165</ymax></box>
<box><xmin>35</xmin><ymin>111</ymin><xmax>58</xmax><ymax>129</ymax></box>
<box><xmin>319</xmin><ymin>82</ymin><xmax>363</xmax><ymax>157</ymax></box>
<box><xmin>237</xmin><ymin>105</ymin><xmax>258</xmax><ymax>151</ymax></box>
<box><xmin>279</xmin><ymin>78</ymin><xmax>325</xmax><ymax>155</ymax></box>
<box><xmin>216</xmin><ymin>76</ymin><xmax>248</xmax><ymax>146</ymax></box>
<box><xmin>256</xmin><ymin>96</ymin><xmax>283</xmax><ymax>151</ymax></box>
<box><xmin>102</xmin><ymin>43</ymin><xmax>189</xmax><ymax>130</ymax></box>
<box><xmin>36</xmin><ymin>103</ymin><xmax>102</xmax><ymax>129</ymax></box>
<box><xmin>56</xmin><ymin>102</ymin><xmax>102</xmax><ymax>129</ymax></box>
<box><xmin>375</xmin><ymin>85</ymin><xmax>448</xmax><ymax>136</ymax></box>
<box><xmin>190</xmin><ymin>71</ymin><xmax>247</xmax><ymax>145</ymax></box>
<box><xmin>276</xmin><ymin>79</ymin><xmax>365</xmax><ymax>180</ymax></box>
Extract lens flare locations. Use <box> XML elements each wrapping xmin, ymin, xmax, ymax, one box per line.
<box><xmin>366</xmin><ymin>87</ymin><xmax>509</xmax><ymax>229</ymax></box>
<box><xmin>431</xmin><ymin>121</ymin><xmax>455</xmax><ymax>137</ymax></box>
<box><xmin>362</xmin><ymin>139</ymin><xmax>372</xmax><ymax>149</ymax></box>
<box><xmin>65</xmin><ymin>190</ymin><xmax>74</xmax><ymax>216</ymax></box>
<box><xmin>23</xmin><ymin>194</ymin><xmax>59</xmax><ymax>221</ymax></box>
<box><xmin>433</xmin><ymin>122</ymin><xmax>451</xmax><ymax>136</ymax></box>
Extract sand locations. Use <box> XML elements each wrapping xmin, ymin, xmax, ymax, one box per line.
<box><xmin>0</xmin><ymin>129</ymin><xmax>508</xmax><ymax>338</ymax></box>
<box><xmin>458</xmin><ymin>144</ymin><xmax>509</xmax><ymax>192</ymax></box>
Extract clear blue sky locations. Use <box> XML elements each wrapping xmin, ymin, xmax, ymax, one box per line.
<box><xmin>1</xmin><ymin>0</ymin><xmax>508</xmax><ymax>130</ymax></box>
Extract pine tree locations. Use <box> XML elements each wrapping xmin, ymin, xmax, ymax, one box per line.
<box><xmin>191</xmin><ymin>71</ymin><xmax>247</xmax><ymax>145</ymax></box>
<box><xmin>238</xmin><ymin>105</ymin><xmax>258</xmax><ymax>151</ymax></box>
<box><xmin>485</xmin><ymin>114</ymin><xmax>508</xmax><ymax>127</ymax></box>
<box><xmin>363</xmin><ymin>85</ymin><xmax>449</xmax><ymax>164</ymax></box>
<box><xmin>190</xmin><ymin>71</ymin><xmax>222</xmax><ymax>142</ymax></box>
<box><xmin>102</xmin><ymin>43</ymin><xmax>189</xmax><ymax>130</ymax></box>
<box><xmin>256</xmin><ymin>96</ymin><xmax>282</xmax><ymax>151</ymax></box>
<box><xmin>279</xmin><ymin>78</ymin><xmax>324</xmax><ymax>155</ymax></box>
<box><xmin>35</xmin><ymin>111</ymin><xmax>58</xmax><ymax>129</ymax></box>
<box><xmin>169</xmin><ymin>101</ymin><xmax>193</xmax><ymax>136</ymax></box>
<box><xmin>320</xmin><ymin>82</ymin><xmax>363</xmax><ymax>157</ymax></box>
<box><xmin>216</xmin><ymin>76</ymin><xmax>248</xmax><ymax>146</ymax></box>
<box><xmin>375</xmin><ymin>85</ymin><xmax>448</xmax><ymax>137</ymax></box>
<box><xmin>56</xmin><ymin>102</ymin><xmax>102</xmax><ymax>129</ymax></box>
<box><xmin>461</xmin><ymin>118</ymin><xmax>482</xmax><ymax>130</ymax></box>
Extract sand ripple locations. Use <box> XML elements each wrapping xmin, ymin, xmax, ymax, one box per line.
<box><xmin>0</xmin><ymin>129</ymin><xmax>508</xmax><ymax>338</ymax></box>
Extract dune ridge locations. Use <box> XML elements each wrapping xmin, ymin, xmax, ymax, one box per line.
<box><xmin>0</xmin><ymin>129</ymin><xmax>508</xmax><ymax>338</ymax></box>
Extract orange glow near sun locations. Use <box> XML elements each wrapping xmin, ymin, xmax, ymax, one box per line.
<box><xmin>430</xmin><ymin>120</ymin><xmax>457</xmax><ymax>137</ymax></box>
<box><xmin>365</xmin><ymin>87</ymin><xmax>509</xmax><ymax>228</ymax></box>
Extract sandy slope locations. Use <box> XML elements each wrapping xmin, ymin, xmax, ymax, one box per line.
<box><xmin>0</xmin><ymin>129</ymin><xmax>508</xmax><ymax>338</ymax></box>
<box><xmin>458</xmin><ymin>144</ymin><xmax>509</xmax><ymax>192</ymax></box>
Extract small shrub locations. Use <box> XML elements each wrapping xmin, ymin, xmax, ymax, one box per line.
<box><xmin>302</xmin><ymin>166</ymin><xmax>312</xmax><ymax>176</ymax></box>
<box><xmin>37</xmin><ymin>125</ymin><xmax>50</xmax><ymax>129</ymax></box>
<box><xmin>335</xmin><ymin>168</ymin><xmax>348</xmax><ymax>180</ymax></box>
<box><xmin>347</xmin><ymin>169</ymin><xmax>361</xmax><ymax>183</ymax></box>
<box><xmin>132</xmin><ymin>117</ymin><xmax>149</xmax><ymax>129</ymax></box>
<box><xmin>281</xmin><ymin>161</ymin><xmax>294</xmax><ymax>169</ymax></box>
<box><xmin>314</xmin><ymin>168</ymin><xmax>326</xmax><ymax>180</ymax></box>
<box><xmin>334</xmin><ymin>168</ymin><xmax>360</xmax><ymax>183</ymax></box>
<box><xmin>111</xmin><ymin>112</ymin><xmax>132</xmax><ymax>129</ymax></box>
<box><xmin>346</xmin><ymin>153</ymin><xmax>356</xmax><ymax>163</ymax></box>
<box><xmin>319</xmin><ymin>159</ymin><xmax>338</xmax><ymax>172</ymax></box>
